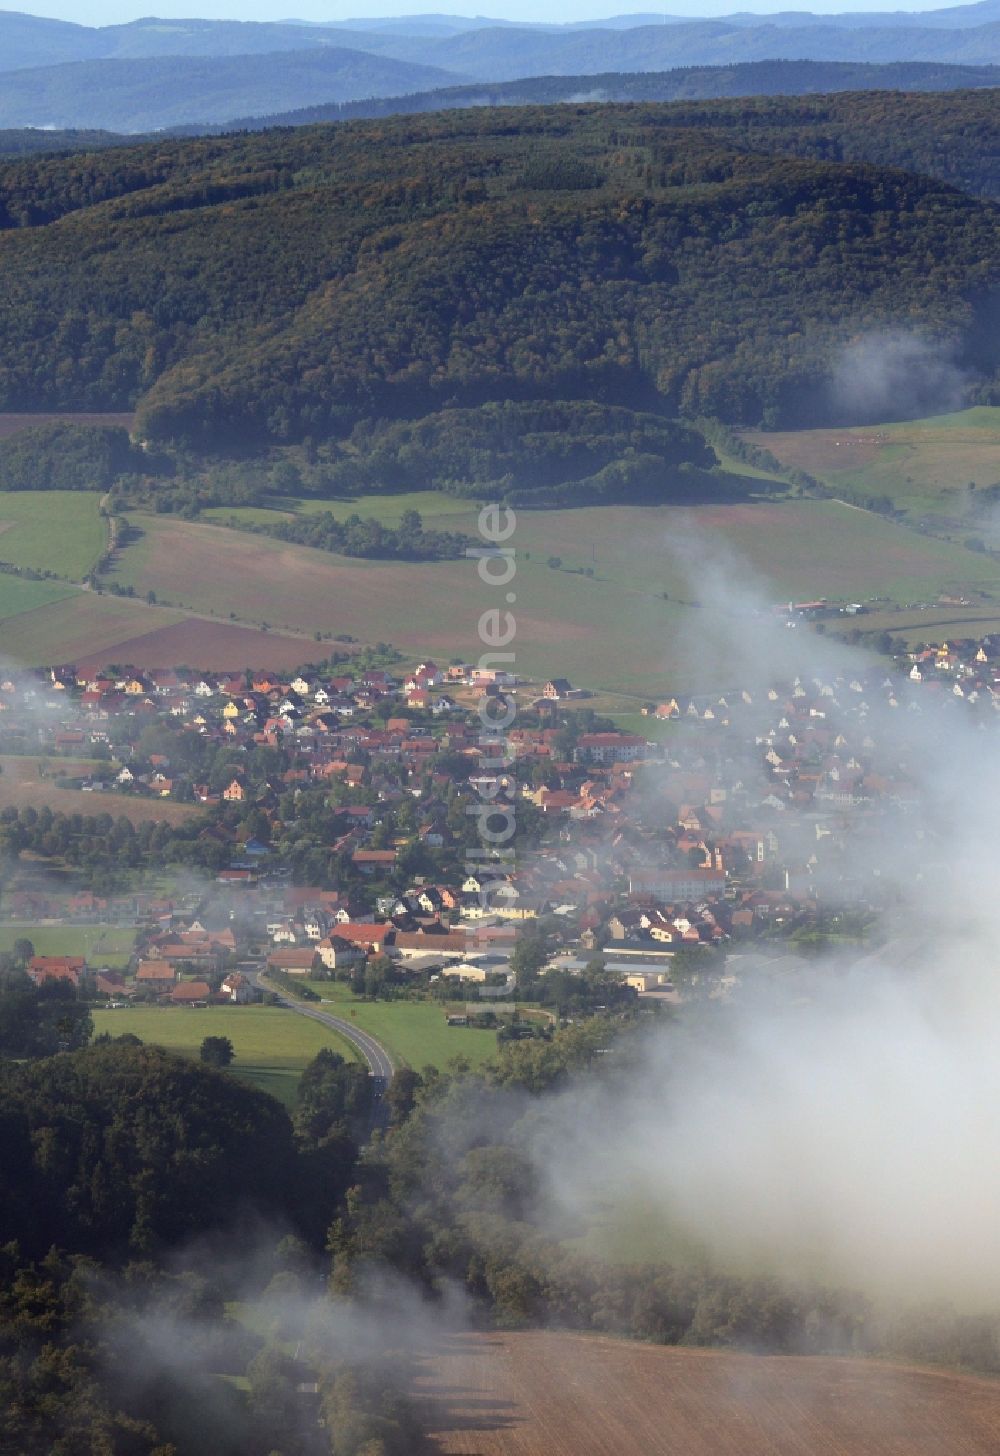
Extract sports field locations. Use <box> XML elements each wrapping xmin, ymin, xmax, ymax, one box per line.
<box><xmin>298</xmin><ymin>980</ymin><xmax>499</xmax><ymax>1070</ymax></box>
<box><xmin>0</xmin><ymin>491</ymin><xmax>107</xmax><ymax>579</ymax></box>
<box><xmin>90</xmin><ymin>1004</ymin><xmax>360</xmax><ymax>1105</ymax></box>
<box><xmin>415</xmin><ymin>1332</ymin><xmax>1000</xmax><ymax>1456</ymax></box>
<box><xmin>104</xmin><ymin>501</ymin><xmax>1000</xmax><ymax>695</ymax></box>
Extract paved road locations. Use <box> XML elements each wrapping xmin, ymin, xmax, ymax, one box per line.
<box><xmin>251</xmin><ymin>973</ymin><xmax>395</xmax><ymax>1111</ymax></box>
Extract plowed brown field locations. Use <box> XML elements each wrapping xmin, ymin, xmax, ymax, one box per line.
<box><xmin>73</xmin><ymin>618</ymin><xmax>321</xmax><ymax>673</ymax></box>
<box><xmin>414</xmin><ymin>1332</ymin><xmax>1000</xmax><ymax>1456</ymax></box>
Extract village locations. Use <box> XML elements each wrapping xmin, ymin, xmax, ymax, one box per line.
<box><xmin>3</xmin><ymin>627</ymin><xmax>994</xmax><ymax>1037</ymax></box>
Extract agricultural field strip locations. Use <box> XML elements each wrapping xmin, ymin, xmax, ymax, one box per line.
<box><xmin>0</xmin><ymin>491</ymin><xmax>107</xmax><ymax>580</ymax></box>
<box><xmin>745</xmin><ymin>407</ymin><xmax>1000</xmax><ymax>531</ymax></box>
<box><xmin>103</xmin><ymin>501</ymin><xmax>1000</xmax><ymax>696</ymax></box>
<box><xmin>0</xmin><ymin>756</ymin><xmax>198</xmax><ymax>825</ymax></box>
<box><xmin>417</xmin><ymin>1332</ymin><xmax>1000</xmax><ymax>1455</ymax></box>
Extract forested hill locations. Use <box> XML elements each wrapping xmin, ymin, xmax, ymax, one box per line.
<box><xmin>214</xmin><ymin>61</ymin><xmax>1000</xmax><ymax>134</ymax></box>
<box><xmin>5</xmin><ymin>60</ymin><xmax>997</xmax><ymax>156</ymax></box>
<box><xmin>1</xmin><ymin>101</ymin><xmax>999</xmax><ymax>446</ymax></box>
<box><xmin>0</xmin><ymin>48</ymin><xmax>462</xmax><ymax>133</ymax></box>
<box><xmin>0</xmin><ymin>128</ymin><xmax>126</xmax><ymax>159</ymax></box>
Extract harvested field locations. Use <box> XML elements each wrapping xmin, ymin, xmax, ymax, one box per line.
<box><xmin>0</xmin><ymin>592</ymin><xmax>184</xmax><ymax>665</ymax></box>
<box><xmin>0</xmin><ymin>756</ymin><xmax>198</xmax><ymax>825</ymax></box>
<box><xmin>73</xmin><ymin>617</ymin><xmax>322</xmax><ymax>674</ymax></box>
<box><xmin>415</xmin><ymin>1331</ymin><xmax>1000</xmax><ymax>1456</ymax></box>
<box><xmin>0</xmin><ymin>570</ymin><xmax>325</xmax><ymax>674</ymax></box>
<box><xmin>107</xmin><ymin>513</ymin><xmax>459</xmax><ymax>640</ymax></box>
<box><xmin>103</xmin><ymin>501</ymin><xmax>1000</xmax><ymax>696</ymax></box>
<box><xmin>0</xmin><ymin>412</ymin><xmax>134</xmax><ymax>439</ymax></box>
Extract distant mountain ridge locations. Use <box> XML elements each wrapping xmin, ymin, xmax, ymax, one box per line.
<box><xmin>207</xmin><ymin>60</ymin><xmax>1000</xmax><ymax>135</ymax></box>
<box><xmin>3</xmin><ymin>59</ymin><xmax>998</xmax><ymax>150</ymax></box>
<box><xmin>0</xmin><ymin>48</ymin><xmax>461</xmax><ymax>131</ymax></box>
<box><xmin>307</xmin><ymin>16</ymin><xmax>1000</xmax><ymax>75</ymax></box>
<box><xmin>5</xmin><ymin>5</ymin><xmax>1000</xmax><ymax>137</ymax></box>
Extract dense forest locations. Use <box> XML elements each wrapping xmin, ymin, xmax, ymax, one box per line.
<box><xmin>617</xmin><ymin>87</ymin><xmax>1000</xmax><ymax>203</ymax></box>
<box><xmin>309</xmin><ymin>402</ymin><xmax>725</xmax><ymax>505</ymax></box>
<box><xmin>0</xmin><ymin>421</ymin><xmax>144</xmax><ymax>490</ymax></box>
<box><xmin>0</xmin><ymin>126</ymin><xmax>124</xmax><ymax>157</ymax></box>
<box><xmin>218</xmin><ymin>61</ymin><xmax>1000</xmax><ymax>133</ymax></box>
<box><xmin>0</xmin><ymin>100</ymin><xmax>998</xmax><ymax>474</ymax></box>
<box><xmin>5</xmin><ymin>1011</ymin><xmax>1000</xmax><ymax>1452</ymax></box>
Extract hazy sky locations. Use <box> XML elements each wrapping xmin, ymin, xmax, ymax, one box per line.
<box><xmin>23</xmin><ymin>1</ymin><xmax>977</xmax><ymax>27</ymax></box>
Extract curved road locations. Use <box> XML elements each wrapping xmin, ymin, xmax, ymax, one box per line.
<box><xmin>252</xmin><ymin>972</ymin><xmax>395</xmax><ymax>1108</ymax></box>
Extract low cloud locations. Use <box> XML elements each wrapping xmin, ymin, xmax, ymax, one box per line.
<box><xmin>828</xmin><ymin>331</ymin><xmax>970</xmax><ymax>424</ymax></box>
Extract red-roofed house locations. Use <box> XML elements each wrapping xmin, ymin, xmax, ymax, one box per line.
<box><xmin>331</xmin><ymin>922</ymin><xmax>393</xmax><ymax>953</ymax></box>
<box><xmin>27</xmin><ymin>956</ymin><xmax>85</xmax><ymax>987</ymax></box>
<box><xmin>170</xmin><ymin>980</ymin><xmax>212</xmax><ymax>1004</ymax></box>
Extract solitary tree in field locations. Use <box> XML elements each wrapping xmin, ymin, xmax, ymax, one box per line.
<box><xmin>200</xmin><ymin>1035</ymin><xmax>234</xmax><ymax>1069</ymax></box>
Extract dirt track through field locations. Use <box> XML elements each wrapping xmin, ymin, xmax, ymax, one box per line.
<box><xmin>413</xmin><ymin>1332</ymin><xmax>1000</xmax><ymax>1455</ymax></box>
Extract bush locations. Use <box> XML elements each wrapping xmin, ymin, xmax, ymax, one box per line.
<box><xmin>200</xmin><ymin>1034</ymin><xmax>234</xmax><ymax>1068</ymax></box>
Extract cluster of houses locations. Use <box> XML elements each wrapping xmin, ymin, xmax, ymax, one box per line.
<box><xmin>0</xmin><ymin>659</ymin><xmax>596</xmax><ymax>806</ymax></box>
<box><xmin>7</xmin><ymin>631</ymin><xmax>995</xmax><ymax>1009</ymax></box>
<box><xmin>23</xmin><ymin>922</ymin><xmax>250</xmax><ymax>1008</ymax></box>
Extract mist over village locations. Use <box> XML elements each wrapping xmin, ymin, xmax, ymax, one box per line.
<box><xmin>4</xmin><ymin>3</ymin><xmax>1000</xmax><ymax>1453</ymax></box>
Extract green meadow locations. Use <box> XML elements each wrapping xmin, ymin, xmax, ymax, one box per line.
<box><xmin>0</xmin><ymin>490</ymin><xmax>107</xmax><ymax>579</ymax></box>
<box><xmin>90</xmin><ymin>1004</ymin><xmax>360</xmax><ymax>1105</ymax></box>
<box><xmin>746</xmin><ymin>406</ymin><xmax>1000</xmax><ymax>528</ymax></box>
<box><xmin>298</xmin><ymin>980</ymin><xmax>500</xmax><ymax>1071</ymax></box>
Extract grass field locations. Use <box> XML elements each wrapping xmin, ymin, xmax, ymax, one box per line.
<box><xmin>202</xmin><ymin>489</ymin><xmax>473</xmax><ymax>530</ymax></box>
<box><xmin>415</xmin><ymin>1332</ymin><xmax>1000</xmax><ymax>1455</ymax></box>
<box><xmin>103</xmin><ymin>500</ymin><xmax>1000</xmax><ymax>695</ymax></box>
<box><xmin>853</xmin><ymin>602</ymin><xmax>1000</xmax><ymax>643</ymax></box>
<box><xmin>0</xmin><ymin>922</ymin><xmax>136</xmax><ymax>967</ymax></box>
<box><xmin>0</xmin><ymin>573</ymin><xmax>77</xmax><ymax>620</ymax></box>
<box><xmin>0</xmin><ymin>755</ymin><xmax>199</xmax><ymax>825</ymax></box>
<box><xmin>298</xmin><ymin>980</ymin><xmax>499</xmax><ymax>1070</ymax></box>
<box><xmin>0</xmin><ymin>590</ymin><xmax>183</xmax><ymax>663</ymax></box>
<box><xmin>745</xmin><ymin>407</ymin><xmax>1000</xmax><ymax>529</ymax></box>
<box><xmin>0</xmin><ymin>582</ymin><xmax>315</xmax><ymax>673</ymax></box>
<box><xmin>0</xmin><ymin>491</ymin><xmax>106</xmax><ymax>579</ymax></box>
<box><xmin>90</xmin><ymin>1004</ymin><xmax>360</xmax><ymax>1105</ymax></box>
